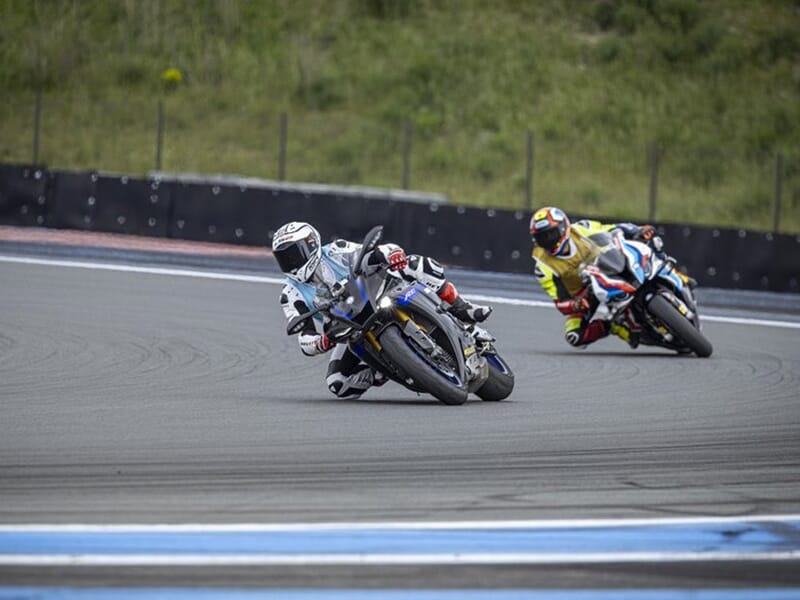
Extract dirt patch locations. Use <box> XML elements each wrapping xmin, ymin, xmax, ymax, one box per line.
<box><xmin>0</xmin><ymin>226</ymin><xmax>270</xmax><ymax>258</ymax></box>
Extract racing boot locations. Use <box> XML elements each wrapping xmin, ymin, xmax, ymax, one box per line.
<box><xmin>610</xmin><ymin>322</ymin><xmax>639</xmax><ymax>349</ymax></box>
<box><xmin>438</xmin><ymin>282</ymin><xmax>492</xmax><ymax>324</ymax></box>
<box><xmin>449</xmin><ymin>296</ymin><xmax>492</xmax><ymax>324</ymax></box>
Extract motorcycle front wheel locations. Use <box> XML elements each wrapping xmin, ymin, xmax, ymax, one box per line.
<box><xmin>647</xmin><ymin>294</ymin><xmax>713</xmax><ymax>358</ymax></box>
<box><xmin>379</xmin><ymin>325</ymin><xmax>468</xmax><ymax>406</ymax></box>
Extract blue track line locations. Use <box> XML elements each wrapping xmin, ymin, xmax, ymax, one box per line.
<box><xmin>2</xmin><ymin>520</ymin><xmax>799</xmax><ymax>556</ymax></box>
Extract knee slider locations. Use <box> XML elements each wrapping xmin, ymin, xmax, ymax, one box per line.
<box><xmin>326</xmin><ymin>369</ymin><xmax>371</xmax><ymax>399</ymax></box>
<box><xmin>326</xmin><ymin>372</ymin><xmax>347</xmax><ymax>397</ymax></box>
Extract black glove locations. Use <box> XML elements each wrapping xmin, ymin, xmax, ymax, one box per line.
<box><xmin>635</xmin><ymin>224</ymin><xmax>656</xmax><ymax>242</ymax></box>
<box><xmin>635</xmin><ymin>225</ymin><xmax>664</xmax><ymax>253</ymax></box>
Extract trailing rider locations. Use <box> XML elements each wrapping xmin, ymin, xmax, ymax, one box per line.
<box><xmin>529</xmin><ymin>206</ymin><xmax>696</xmax><ymax>349</ymax></box>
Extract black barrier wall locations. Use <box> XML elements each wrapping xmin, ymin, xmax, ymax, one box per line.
<box><xmin>1</xmin><ymin>163</ymin><xmax>798</xmax><ymax>293</ymax></box>
<box><xmin>0</xmin><ymin>164</ymin><xmax>50</xmax><ymax>227</ymax></box>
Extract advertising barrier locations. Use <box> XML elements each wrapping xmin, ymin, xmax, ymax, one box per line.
<box><xmin>1</xmin><ymin>164</ymin><xmax>797</xmax><ymax>293</ymax></box>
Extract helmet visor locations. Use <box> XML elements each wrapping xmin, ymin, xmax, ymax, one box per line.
<box><xmin>273</xmin><ymin>236</ymin><xmax>318</xmax><ymax>275</ymax></box>
<box><xmin>532</xmin><ymin>226</ymin><xmax>564</xmax><ymax>252</ymax></box>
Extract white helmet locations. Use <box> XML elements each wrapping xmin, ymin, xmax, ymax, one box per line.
<box><xmin>272</xmin><ymin>221</ymin><xmax>322</xmax><ymax>283</ymax></box>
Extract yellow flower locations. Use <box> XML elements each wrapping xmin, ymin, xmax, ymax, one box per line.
<box><xmin>162</xmin><ymin>67</ymin><xmax>183</xmax><ymax>83</ymax></box>
<box><xmin>162</xmin><ymin>67</ymin><xmax>184</xmax><ymax>92</ymax></box>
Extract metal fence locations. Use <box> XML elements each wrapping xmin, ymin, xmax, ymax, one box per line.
<box><xmin>17</xmin><ymin>91</ymin><xmax>797</xmax><ymax>234</ymax></box>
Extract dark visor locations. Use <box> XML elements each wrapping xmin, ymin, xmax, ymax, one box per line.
<box><xmin>274</xmin><ymin>237</ymin><xmax>316</xmax><ymax>274</ymax></box>
<box><xmin>532</xmin><ymin>227</ymin><xmax>563</xmax><ymax>251</ymax></box>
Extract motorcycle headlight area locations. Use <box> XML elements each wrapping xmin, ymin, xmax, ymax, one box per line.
<box><xmin>378</xmin><ymin>296</ymin><xmax>394</xmax><ymax>309</ymax></box>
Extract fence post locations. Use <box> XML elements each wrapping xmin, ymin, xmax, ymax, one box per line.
<box><xmin>401</xmin><ymin>119</ymin><xmax>413</xmax><ymax>190</ymax></box>
<box><xmin>278</xmin><ymin>112</ymin><xmax>287</xmax><ymax>181</ymax></box>
<box><xmin>525</xmin><ymin>130</ymin><xmax>534</xmax><ymax>211</ymax></box>
<box><xmin>155</xmin><ymin>100</ymin><xmax>164</xmax><ymax>171</ymax></box>
<box><xmin>33</xmin><ymin>0</ymin><xmax>43</xmax><ymax>165</ymax></box>
<box><xmin>32</xmin><ymin>89</ymin><xmax>42</xmax><ymax>165</ymax></box>
<box><xmin>648</xmin><ymin>142</ymin><xmax>660</xmax><ymax>222</ymax></box>
<box><xmin>773</xmin><ymin>152</ymin><xmax>783</xmax><ymax>233</ymax></box>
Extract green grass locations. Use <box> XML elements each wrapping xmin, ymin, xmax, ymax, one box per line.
<box><xmin>1</xmin><ymin>0</ymin><xmax>798</xmax><ymax>232</ymax></box>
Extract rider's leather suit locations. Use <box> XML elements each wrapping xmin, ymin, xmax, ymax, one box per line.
<box><xmin>280</xmin><ymin>239</ymin><xmax>486</xmax><ymax>398</ymax></box>
<box><xmin>532</xmin><ymin>220</ymin><xmax>665</xmax><ymax>348</ymax></box>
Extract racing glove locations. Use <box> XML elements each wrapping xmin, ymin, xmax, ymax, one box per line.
<box><xmin>555</xmin><ymin>293</ymin><xmax>590</xmax><ymax>316</ymax></box>
<box><xmin>387</xmin><ymin>248</ymin><xmax>409</xmax><ymax>271</ymax></box>
<box><xmin>314</xmin><ymin>333</ymin><xmax>334</xmax><ymax>353</ymax></box>
<box><xmin>636</xmin><ymin>224</ymin><xmax>664</xmax><ymax>252</ymax></box>
<box><xmin>637</xmin><ymin>224</ymin><xmax>656</xmax><ymax>241</ymax></box>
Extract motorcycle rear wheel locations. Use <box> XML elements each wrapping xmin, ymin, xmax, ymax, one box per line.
<box><xmin>379</xmin><ymin>325</ymin><xmax>468</xmax><ymax>405</ymax></box>
<box><xmin>648</xmin><ymin>294</ymin><xmax>713</xmax><ymax>358</ymax></box>
<box><xmin>476</xmin><ymin>354</ymin><xmax>515</xmax><ymax>401</ymax></box>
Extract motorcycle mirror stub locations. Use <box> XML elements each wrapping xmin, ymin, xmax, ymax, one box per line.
<box><xmin>351</xmin><ymin>225</ymin><xmax>384</xmax><ymax>278</ymax></box>
<box><xmin>363</xmin><ymin>225</ymin><xmax>383</xmax><ymax>251</ymax></box>
<box><xmin>286</xmin><ymin>314</ymin><xmax>310</xmax><ymax>335</ymax></box>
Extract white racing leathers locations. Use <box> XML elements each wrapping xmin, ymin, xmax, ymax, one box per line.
<box><xmin>279</xmin><ymin>239</ymin><xmax>449</xmax><ymax>398</ymax></box>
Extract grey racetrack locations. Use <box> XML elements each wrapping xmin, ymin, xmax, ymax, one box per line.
<box><xmin>1</xmin><ymin>245</ymin><xmax>799</xmax><ymax>588</ymax></box>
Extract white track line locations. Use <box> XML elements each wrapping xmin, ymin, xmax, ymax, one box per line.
<box><xmin>1</xmin><ymin>514</ymin><xmax>798</xmax><ymax>532</ymax></box>
<box><xmin>1</xmin><ymin>551</ymin><xmax>799</xmax><ymax>566</ymax></box>
<box><xmin>2</xmin><ymin>255</ymin><xmax>798</xmax><ymax>330</ymax></box>
<box><xmin>466</xmin><ymin>293</ymin><xmax>800</xmax><ymax>329</ymax></box>
<box><xmin>0</xmin><ymin>255</ymin><xmax>281</xmax><ymax>284</ymax></box>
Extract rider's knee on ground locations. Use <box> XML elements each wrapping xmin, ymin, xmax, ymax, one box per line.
<box><xmin>564</xmin><ymin>315</ymin><xmax>584</xmax><ymax>347</ymax></box>
<box><xmin>564</xmin><ymin>319</ymin><xmax>609</xmax><ymax>347</ymax></box>
<box><xmin>326</xmin><ymin>366</ymin><xmax>373</xmax><ymax>399</ymax></box>
<box><xmin>565</xmin><ymin>330</ymin><xmax>584</xmax><ymax>347</ymax></box>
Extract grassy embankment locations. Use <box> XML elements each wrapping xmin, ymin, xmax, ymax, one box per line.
<box><xmin>1</xmin><ymin>0</ymin><xmax>798</xmax><ymax>232</ymax></box>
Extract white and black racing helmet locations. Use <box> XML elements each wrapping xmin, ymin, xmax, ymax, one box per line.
<box><xmin>272</xmin><ymin>221</ymin><xmax>322</xmax><ymax>283</ymax></box>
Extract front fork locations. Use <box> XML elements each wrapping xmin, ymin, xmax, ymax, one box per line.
<box><xmin>655</xmin><ymin>289</ymin><xmax>696</xmax><ymax>323</ymax></box>
<box><xmin>641</xmin><ymin>289</ymin><xmax>698</xmax><ymax>343</ymax></box>
<box><xmin>394</xmin><ymin>306</ymin><xmax>486</xmax><ymax>385</ymax></box>
<box><xmin>361</xmin><ymin>308</ymin><xmax>416</xmax><ymax>354</ymax></box>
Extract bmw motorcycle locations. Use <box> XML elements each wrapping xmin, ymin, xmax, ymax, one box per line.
<box><xmin>582</xmin><ymin>231</ymin><xmax>713</xmax><ymax>357</ymax></box>
<box><xmin>286</xmin><ymin>226</ymin><xmax>515</xmax><ymax>405</ymax></box>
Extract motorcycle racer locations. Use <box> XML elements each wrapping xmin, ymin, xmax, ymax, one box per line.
<box><xmin>273</xmin><ymin>221</ymin><xmax>492</xmax><ymax>399</ymax></box>
<box><xmin>529</xmin><ymin>206</ymin><xmax>694</xmax><ymax>349</ymax></box>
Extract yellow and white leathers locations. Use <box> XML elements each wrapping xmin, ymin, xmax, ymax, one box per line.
<box><xmin>532</xmin><ymin>219</ymin><xmax>633</xmax><ymax>347</ymax></box>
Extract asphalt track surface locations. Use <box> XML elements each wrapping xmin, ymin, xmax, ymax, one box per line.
<box><xmin>1</xmin><ymin>242</ymin><xmax>799</xmax><ymax>590</ymax></box>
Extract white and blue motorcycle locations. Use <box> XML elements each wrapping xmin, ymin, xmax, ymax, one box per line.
<box><xmin>582</xmin><ymin>231</ymin><xmax>713</xmax><ymax>357</ymax></box>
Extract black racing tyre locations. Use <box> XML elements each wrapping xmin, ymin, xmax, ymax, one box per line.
<box><xmin>476</xmin><ymin>354</ymin><xmax>515</xmax><ymax>401</ymax></box>
<box><xmin>379</xmin><ymin>325</ymin><xmax>468</xmax><ymax>406</ymax></box>
<box><xmin>647</xmin><ymin>294</ymin><xmax>713</xmax><ymax>358</ymax></box>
